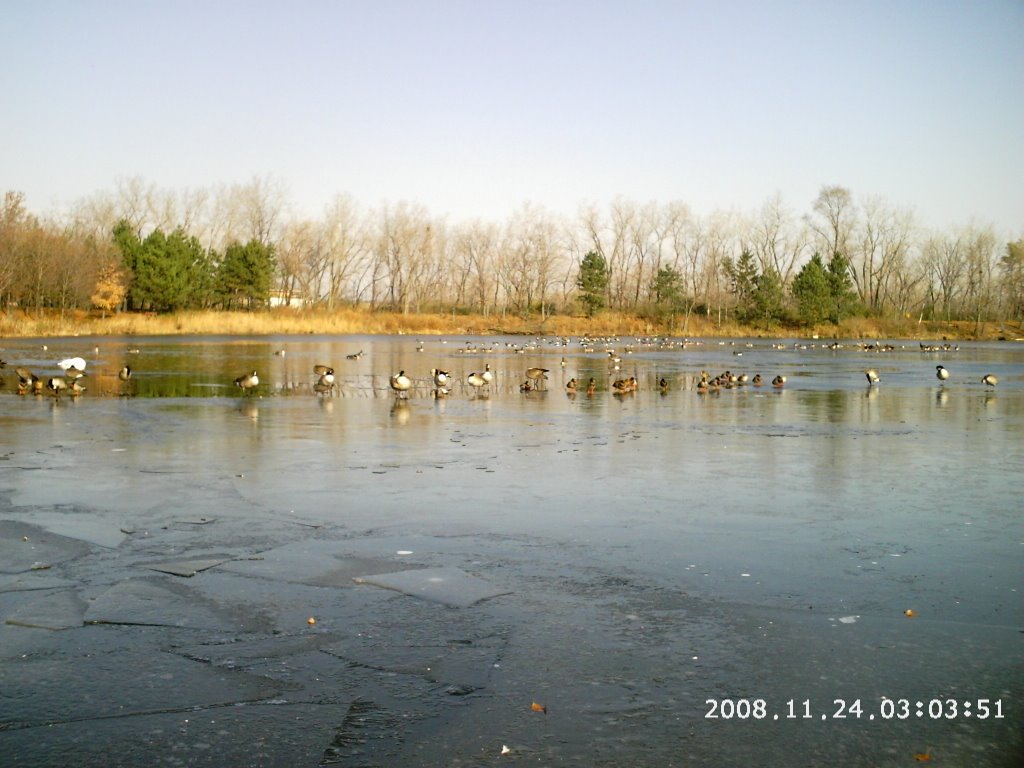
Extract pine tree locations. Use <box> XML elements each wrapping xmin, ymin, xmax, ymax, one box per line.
<box><xmin>722</xmin><ymin>249</ymin><xmax>758</xmax><ymax>321</ymax></box>
<box><xmin>752</xmin><ymin>267</ymin><xmax>785</xmax><ymax>329</ymax></box>
<box><xmin>791</xmin><ymin>253</ymin><xmax>831</xmax><ymax>326</ymax></box>
<box><xmin>826</xmin><ymin>252</ymin><xmax>857</xmax><ymax>323</ymax></box>
<box><xmin>577</xmin><ymin>251</ymin><xmax>609</xmax><ymax>317</ymax></box>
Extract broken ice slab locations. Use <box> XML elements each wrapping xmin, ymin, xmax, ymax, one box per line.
<box><xmin>1</xmin><ymin>510</ymin><xmax>127</xmax><ymax>549</ymax></box>
<box><xmin>0</xmin><ymin>650</ymin><xmax>285</xmax><ymax>730</ymax></box>
<box><xmin>351</xmin><ymin>567</ymin><xmax>511</xmax><ymax>608</ymax></box>
<box><xmin>4</xmin><ymin>588</ymin><xmax>87</xmax><ymax>631</ymax></box>
<box><xmin>217</xmin><ymin>539</ymin><xmax>418</xmax><ymax>588</ymax></box>
<box><xmin>0</xmin><ymin>573</ymin><xmax>79</xmax><ymax>593</ymax></box>
<box><xmin>85</xmin><ymin>578</ymin><xmax>268</xmax><ymax>632</ymax></box>
<box><xmin>0</xmin><ymin>520</ymin><xmax>93</xmax><ymax>574</ymax></box>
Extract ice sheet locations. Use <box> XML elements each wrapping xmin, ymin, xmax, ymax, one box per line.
<box><xmin>352</xmin><ymin>567</ymin><xmax>511</xmax><ymax>608</ymax></box>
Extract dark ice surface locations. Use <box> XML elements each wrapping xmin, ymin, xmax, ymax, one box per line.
<box><xmin>0</xmin><ymin>334</ymin><xmax>1022</xmax><ymax>766</ymax></box>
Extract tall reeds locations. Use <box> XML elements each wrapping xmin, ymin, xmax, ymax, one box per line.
<box><xmin>0</xmin><ymin>306</ymin><xmax>1014</xmax><ymax>340</ymax></box>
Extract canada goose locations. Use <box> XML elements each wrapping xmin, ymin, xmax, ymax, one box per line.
<box><xmin>317</xmin><ymin>372</ymin><xmax>338</xmax><ymax>391</ymax></box>
<box><xmin>346</xmin><ymin>351</ymin><xmax>363</xmax><ymax>360</ymax></box>
<box><xmin>69</xmin><ymin>378</ymin><xmax>86</xmax><ymax>395</ymax></box>
<box><xmin>865</xmin><ymin>369</ymin><xmax>880</xmax><ymax>384</ymax></box>
<box><xmin>235</xmin><ymin>371</ymin><xmax>259</xmax><ymax>393</ymax></box>
<box><xmin>751</xmin><ymin>374</ymin><xmax>763</xmax><ymax>387</ymax></box>
<box><xmin>313</xmin><ymin>366</ymin><xmax>335</xmax><ymax>390</ymax></box>
<box><xmin>313</xmin><ymin>375</ymin><xmax>335</xmax><ymax>395</ymax></box>
<box><xmin>481</xmin><ymin>363</ymin><xmax>494</xmax><ymax>390</ymax></box>
<box><xmin>466</xmin><ymin>371</ymin><xmax>487</xmax><ymax>393</ymax></box>
<box><xmin>46</xmin><ymin>377</ymin><xmax>68</xmax><ymax>397</ymax></box>
<box><xmin>936</xmin><ymin>365</ymin><xmax>949</xmax><ymax>382</ymax></box>
<box><xmin>15</xmin><ymin>367</ymin><xmax>38</xmax><ymax>394</ymax></box>
<box><xmin>658</xmin><ymin>377</ymin><xmax>669</xmax><ymax>392</ymax></box>
<box><xmin>0</xmin><ymin>358</ymin><xmax>6</xmax><ymax>368</ymax></box>
<box><xmin>586</xmin><ymin>377</ymin><xmax>597</xmax><ymax>396</ymax></box>
<box><xmin>982</xmin><ymin>374</ymin><xmax>998</xmax><ymax>387</ymax></box>
<box><xmin>519</xmin><ymin>380</ymin><xmax>533</xmax><ymax>392</ymax></box>
<box><xmin>431</xmin><ymin>368</ymin><xmax>450</xmax><ymax>388</ymax></box>
<box><xmin>390</xmin><ymin>370</ymin><xmax>412</xmax><ymax>398</ymax></box>
<box><xmin>525</xmin><ymin>367</ymin><xmax>549</xmax><ymax>389</ymax></box>
<box><xmin>63</xmin><ymin>366</ymin><xmax>85</xmax><ymax>380</ymax></box>
<box><xmin>772</xmin><ymin>375</ymin><xmax>787</xmax><ymax>388</ymax></box>
<box><xmin>274</xmin><ymin>349</ymin><xmax>286</xmax><ymax>356</ymax></box>
<box><xmin>566</xmin><ymin>377</ymin><xmax>578</xmax><ymax>393</ymax></box>
<box><xmin>118</xmin><ymin>366</ymin><xmax>132</xmax><ymax>381</ymax></box>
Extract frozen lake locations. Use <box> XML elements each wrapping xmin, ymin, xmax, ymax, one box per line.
<box><xmin>1</xmin><ymin>334</ymin><xmax>1021</xmax><ymax>766</ymax></box>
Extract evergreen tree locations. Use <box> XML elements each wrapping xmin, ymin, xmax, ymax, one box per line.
<box><xmin>791</xmin><ymin>253</ymin><xmax>831</xmax><ymax>325</ymax></box>
<box><xmin>826</xmin><ymin>252</ymin><xmax>857</xmax><ymax>322</ymax></box>
<box><xmin>651</xmin><ymin>265</ymin><xmax>684</xmax><ymax>308</ymax></box>
<box><xmin>133</xmin><ymin>228</ymin><xmax>211</xmax><ymax>311</ymax></box>
<box><xmin>722</xmin><ymin>249</ymin><xmax>758</xmax><ymax>320</ymax></box>
<box><xmin>112</xmin><ymin>219</ymin><xmax>143</xmax><ymax>310</ymax></box>
<box><xmin>113</xmin><ymin>222</ymin><xmax>213</xmax><ymax>311</ymax></box>
<box><xmin>577</xmin><ymin>250</ymin><xmax>609</xmax><ymax>317</ymax></box>
<box><xmin>752</xmin><ymin>267</ymin><xmax>785</xmax><ymax>329</ymax></box>
<box><xmin>216</xmin><ymin>240</ymin><xmax>276</xmax><ymax>309</ymax></box>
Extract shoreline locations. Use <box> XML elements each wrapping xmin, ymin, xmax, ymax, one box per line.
<box><xmin>2</xmin><ymin>308</ymin><xmax>1021</xmax><ymax>342</ymax></box>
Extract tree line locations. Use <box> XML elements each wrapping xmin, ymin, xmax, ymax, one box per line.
<box><xmin>1</xmin><ymin>177</ymin><xmax>1022</xmax><ymax>329</ymax></box>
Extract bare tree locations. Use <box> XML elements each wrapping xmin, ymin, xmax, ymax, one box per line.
<box><xmin>627</xmin><ymin>201</ymin><xmax>663</xmax><ymax>306</ymax></box>
<box><xmin>808</xmin><ymin>185</ymin><xmax>857</xmax><ymax>260</ymax></box>
<box><xmin>749</xmin><ymin>192</ymin><xmax>808</xmax><ymax>288</ymax></box>
<box><xmin>321</xmin><ymin>195</ymin><xmax>372</xmax><ymax>309</ymax></box>
<box><xmin>999</xmin><ymin>238</ymin><xmax>1024</xmax><ymax>323</ymax></box>
<box><xmin>922</xmin><ymin>231</ymin><xmax>965</xmax><ymax>321</ymax></box>
<box><xmin>276</xmin><ymin>219</ymin><xmax>325</xmax><ymax>304</ymax></box>
<box><xmin>960</xmin><ymin>223</ymin><xmax>999</xmax><ymax>331</ymax></box>
<box><xmin>213</xmin><ymin>175</ymin><xmax>288</xmax><ymax>250</ymax></box>
<box><xmin>66</xmin><ymin>189</ymin><xmax>120</xmax><ymax>243</ymax></box>
<box><xmin>0</xmin><ymin>192</ymin><xmax>31</xmax><ymax>306</ymax></box>
<box><xmin>670</xmin><ymin>208</ymin><xmax>709</xmax><ymax>329</ymax></box>
<box><xmin>452</xmin><ymin>219</ymin><xmax>500</xmax><ymax>314</ymax></box>
<box><xmin>499</xmin><ymin>203</ymin><xmax>561</xmax><ymax>316</ymax></box>
<box><xmin>374</xmin><ymin>201</ymin><xmax>437</xmax><ymax>313</ymax></box>
<box><xmin>852</xmin><ymin>197</ymin><xmax>916</xmax><ymax>312</ymax></box>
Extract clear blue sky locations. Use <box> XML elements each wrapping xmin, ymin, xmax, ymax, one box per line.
<box><xmin>3</xmin><ymin>0</ymin><xmax>1022</xmax><ymax>235</ymax></box>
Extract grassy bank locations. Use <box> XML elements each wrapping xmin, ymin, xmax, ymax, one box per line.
<box><xmin>1</xmin><ymin>307</ymin><xmax>1021</xmax><ymax>341</ymax></box>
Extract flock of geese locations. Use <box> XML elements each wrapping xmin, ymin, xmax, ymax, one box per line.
<box><xmin>2</xmin><ymin>356</ymin><xmax>133</xmax><ymax>398</ymax></box>
<box><xmin>865</xmin><ymin>365</ymin><xmax>998</xmax><ymax>387</ymax></box>
<box><xmin>3</xmin><ymin>343</ymin><xmax>1002</xmax><ymax>401</ymax></box>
